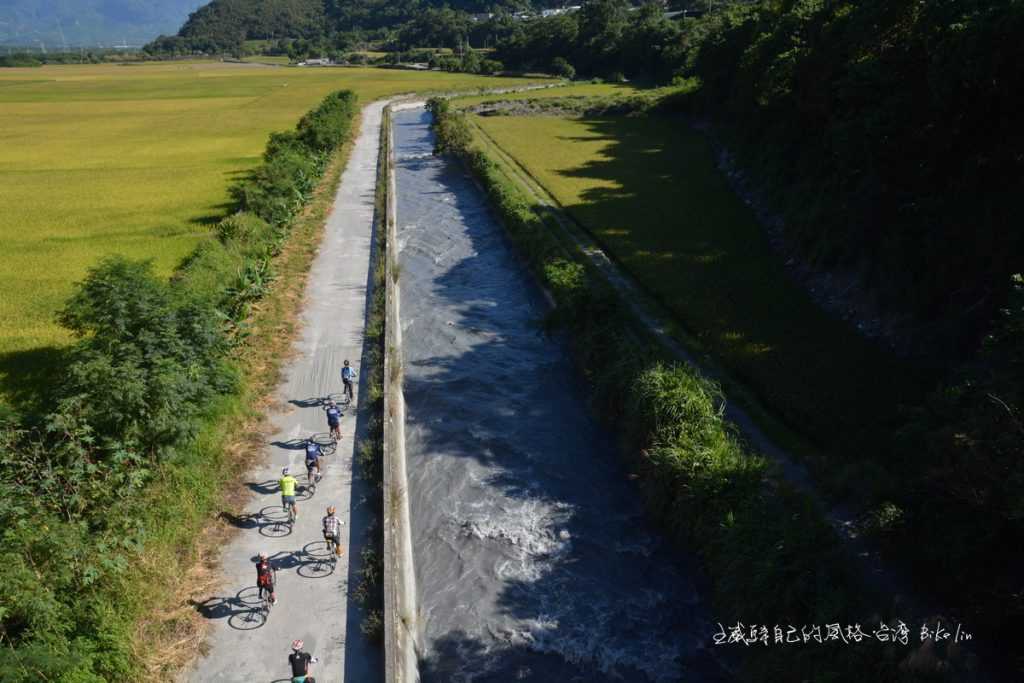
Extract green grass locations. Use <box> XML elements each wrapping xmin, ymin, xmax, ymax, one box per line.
<box><xmin>472</xmin><ymin>112</ymin><xmax>929</xmax><ymax>463</ymax></box>
<box><xmin>0</xmin><ymin>61</ymin><xmax>543</xmax><ymax>407</ymax></box>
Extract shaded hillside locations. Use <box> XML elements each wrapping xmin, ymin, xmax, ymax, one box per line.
<box><xmin>178</xmin><ymin>0</ymin><xmax>325</xmax><ymax>42</ymax></box>
<box><xmin>685</xmin><ymin>0</ymin><xmax>1024</xmax><ymax>357</ymax></box>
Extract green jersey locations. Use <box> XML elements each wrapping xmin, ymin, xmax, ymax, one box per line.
<box><xmin>280</xmin><ymin>475</ymin><xmax>297</xmax><ymax>497</ymax></box>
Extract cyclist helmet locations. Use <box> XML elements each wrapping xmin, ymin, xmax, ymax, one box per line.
<box><xmin>292</xmin><ymin>639</ymin><xmax>304</xmax><ymax>651</ymax></box>
<box><xmin>259</xmin><ymin>551</ymin><xmax>268</xmax><ymax>560</ymax></box>
<box><xmin>343</xmin><ymin>360</ymin><xmax>350</xmax><ymax>366</ymax></box>
<box><xmin>327</xmin><ymin>506</ymin><xmax>336</xmax><ymax>515</ymax></box>
<box><xmin>282</xmin><ymin>467</ymin><xmax>290</xmax><ymax>475</ymax></box>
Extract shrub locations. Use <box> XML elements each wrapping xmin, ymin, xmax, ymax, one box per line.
<box><xmin>551</xmin><ymin>56</ymin><xmax>575</xmax><ymax>79</ymax></box>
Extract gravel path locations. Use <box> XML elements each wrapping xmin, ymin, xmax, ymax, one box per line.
<box><xmin>182</xmin><ymin>100</ymin><xmax>387</xmax><ymax>683</ymax></box>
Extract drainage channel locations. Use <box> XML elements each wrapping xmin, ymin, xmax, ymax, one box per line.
<box><xmin>393</xmin><ymin>106</ymin><xmax>725</xmax><ymax>682</ymax></box>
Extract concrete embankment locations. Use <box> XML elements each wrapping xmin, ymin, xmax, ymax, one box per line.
<box><xmin>382</xmin><ymin>102</ymin><xmax>421</xmax><ymax>683</ymax></box>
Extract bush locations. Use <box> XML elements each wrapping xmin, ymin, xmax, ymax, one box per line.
<box><xmin>550</xmin><ymin>56</ymin><xmax>575</xmax><ymax>79</ymax></box>
<box><xmin>231</xmin><ymin>90</ymin><xmax>357</xmax><ymax>226</ymax></box>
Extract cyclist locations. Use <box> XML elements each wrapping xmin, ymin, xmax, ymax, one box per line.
<box><xmin>325</xmin><ymin>400</ymin><xmax>342</xmax><ymax>442</ymax></box>
<box><xmin>322</xmin><ymin>505</ymin><xmax>343</xmax><ymax>556</ymax></box>
<box><xmin>289</xmin><ymin>639</ymin><xmax>318</xmax><ymax>683</ymax></box>
<box><xmin>341</xmin><ymin>360</ymin><xmax>357</xmax><ymax>403</ymax></box>
<box><xmin>305</xmin><ymin>438</ymin><xmax>322</xmax><ymax>483</ymax></box>
<box><xmin>256</xmin><ymin>552</ymin><xmax>277</xmax><ymax>605</ymax></box>
<box><xmin>280</xmin><ymin>467</ymin><xmax>299</xmax><ymax>519</ymax></box>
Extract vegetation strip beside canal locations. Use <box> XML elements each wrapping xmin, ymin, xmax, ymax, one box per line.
<box><xmin>0</xmin><ymin>92</ymin><xmax>359</xmax><ymax>681</ymax></box>
<box><xmin>427</xmin><ymin>98</ymin><xmax>951</xmax><ymax>682</ymax></box>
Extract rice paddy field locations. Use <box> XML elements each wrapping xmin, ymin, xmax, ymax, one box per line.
<box><xmin>0</xmin><ymin>61</ymin><xmax>539</xmax><ymax>406</ymax></box>
<box><xmin>469</xmin><ymin>108</ymin><xmax>928</xmax><ymax>457</ymax></box>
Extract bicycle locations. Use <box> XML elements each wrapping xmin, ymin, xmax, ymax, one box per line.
<box><xmin>311</xmin><ymin>432</ymin><xmax>337</xmax><ymax>457</ymax></box>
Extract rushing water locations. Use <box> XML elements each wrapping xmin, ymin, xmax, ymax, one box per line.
<box><xmin>394</xmin><ymin>107</ymin><xmax>725</xmax><ymax>683</ymax></box>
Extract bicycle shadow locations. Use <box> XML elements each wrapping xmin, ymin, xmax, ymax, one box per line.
<box><xmin>190</xmin><ymin>587</ymin><xmax>267</xmax><ymax>631</ymax></box>
<box><xmin>258</xmin><ymin>505</ymin><xmax>294</xmax><ymax>538</ymax></box>
<box><xmin>297</xmin><ymin>540</ymin><xmax>340</xmax><ymax>579</ymax></box>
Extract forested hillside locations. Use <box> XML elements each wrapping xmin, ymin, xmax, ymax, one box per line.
<box><xmin>684</xmin><ymin>2</ymin><xmax>1023</xmax><ymax>669</ymax></box>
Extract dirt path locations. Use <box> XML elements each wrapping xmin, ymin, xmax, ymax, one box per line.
<box><xmin>181</xmin><ymin>100</ymin><xmax>387</xmax><ymax>683</ymax></box>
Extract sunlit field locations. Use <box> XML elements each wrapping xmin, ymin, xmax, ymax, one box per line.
<box><xmin>0</xmin><ymin>61</ymin><xmax>539</xmax><ymax>402</ymax></box>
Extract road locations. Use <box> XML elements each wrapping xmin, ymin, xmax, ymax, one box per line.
<box><xmin>182</xmin><ymin>100</ymin><xmax>387</xmax><ymax>683</ymax></box>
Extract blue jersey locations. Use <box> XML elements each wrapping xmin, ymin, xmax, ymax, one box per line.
<box><xmin>341</xmin><ymin>366</ymin><xmax>354</xmax><ymax>381</ymax></box>
<box><xmin>305</xmin><ymin>443</ymin><xmax>321</xmax><ymax>461</ymax></box>
<box><xmin>326</xmin><ymin>406</ymin><xmax>341</xmax><ymax>425</ymax></box>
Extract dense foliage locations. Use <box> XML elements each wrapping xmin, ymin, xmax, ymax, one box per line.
<box><xmin>678</xmin><ymin>4</ymin><xmax>1024</xmax><ymax>663</ymax></box>
<box><xmin>0</xmin><ymin>90</ymin><xmax>358</xmax><ymax>681</ymax></box>
<box><xmin>144</xmin><ymin>0</ymin><xmax>694</xmax><ymax>78</ymax></box>
<box><xmin>685</xmin><ymin>0</ymin><xmax>1024</xmax><ymax>355</ymax></box>
<box><xmin>146</xmin><ymin>0</ymin><xmax>324</xmax><ymax>54</ymax></box>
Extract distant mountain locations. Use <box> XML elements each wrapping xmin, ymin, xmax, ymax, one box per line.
<box><xmin>177</xmin><ymin>0</ymin><xmax>325</xmax><ymax>43</ymax></box>
<box><xmin>0</xmin><ymin>0</ymin><xmax>204</xmax><ymax>48</ymax></box>
<box><xmin>144</xmin><ymin>0</ymin><xmax>544</xmax><ymax>53</ymax></box>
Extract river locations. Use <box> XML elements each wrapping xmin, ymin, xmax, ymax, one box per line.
<box><xmin>394</xmin><ymin>106</ymin><xmax>725</xmax><ymax>682</ymax></box>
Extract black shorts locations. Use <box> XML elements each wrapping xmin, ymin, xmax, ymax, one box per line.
<box><xmin>328</xmin><ymin>420</ymin><xmax>339</xmax><ymax>429</ymax></box>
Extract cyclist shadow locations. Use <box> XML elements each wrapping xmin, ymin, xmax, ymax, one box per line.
<box><xmin>289</xmin><ymin>396</ymin><xmax>327</xmax><ymax>409</ymax></box>
<box><xmin>218</xmin><ymin>511</ymin><xmax>259</xmax><ymax>529</ymax></box>
<box><xmin>247</xmin><ymin>480</ymin><xmax>280</xmax><ymax>495</ymax></box>
<box><xmin>258</xmin><ymin>505</ymin><xmax>296</xmax><ymax>538</ymax></box>
<box><xmin>270</xmin><ymin>438</ymin><xmax>308</xmax><ymax>450</ymax></box>
<box><xmin>191</xmin><ymin>587</ymin><xmax>266</xmax><ymax>631</ymax></box>
<box><xmin>249</xmin><ymin>549</ymin><xmax>304</xmax><ymax>571</ymax></box>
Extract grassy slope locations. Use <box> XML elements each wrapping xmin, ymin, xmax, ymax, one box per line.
<box><xmin>472</xmin><ymin>111</ymin><xmax>927</xmax><ymax>464</ymax></box>
<box><xmin>0</xmin><ymin>61</ymin><xmax>540</xmax><ymax>406</ymax></box>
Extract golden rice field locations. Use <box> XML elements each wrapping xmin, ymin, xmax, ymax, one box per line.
<box><xmin>0</xmin><ymin>61</ymin><xmax>540</xmax><ymax>404</ymax></box>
